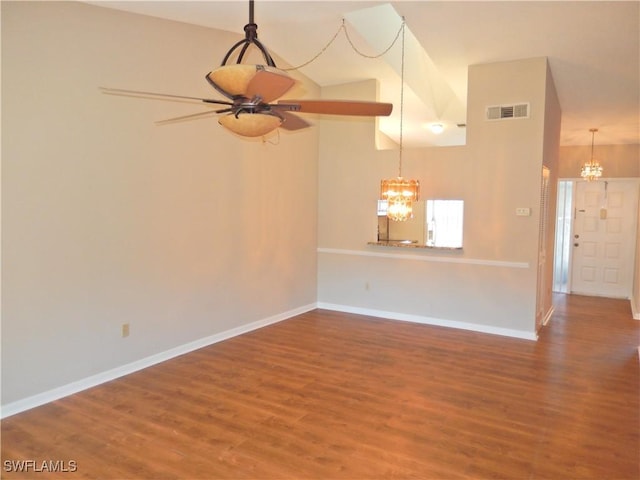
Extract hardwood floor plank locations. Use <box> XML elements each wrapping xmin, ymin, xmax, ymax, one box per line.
<box><xmin>2</xmin><ymin>294</ymin><xmax>638</xmax><ymax>479</ymax></box>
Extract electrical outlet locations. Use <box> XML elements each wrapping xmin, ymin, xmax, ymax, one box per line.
<box><xmin>516</xmin><ymin>207</ymin><xmax>531</xmax><ymax>216</ymax></box>
<box><xmin>121</xmin><ymin>323</ymin><xmax>130</xmax><ymax>338</ymax></box>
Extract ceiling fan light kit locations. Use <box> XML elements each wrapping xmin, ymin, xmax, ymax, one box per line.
<box><xmin>218</xmin><ymin>111</ymin><xmax>283</xmax><ymax>137</ymax></box>
<box><xmin>206</xmin><ymin>65</ymin><xmax>269</xmax><ymax>98</ymax></box>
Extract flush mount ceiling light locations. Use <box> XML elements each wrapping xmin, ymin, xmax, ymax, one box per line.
<box><xmin>429</xmin><ymin>123</ymin><xmax>445</xmax><ymax>134</ymax></box>
<box><xmin>380</xmin><ymin>19</ymin><xmax>420</xmax><ymax>222</ymax></box>
<box><xmin>101</xmin><ymin>0</ymin><xmax>392</xmax><ymax>138</ymax></box>
<box><xmin>580</xmin><ymin>128</ymin><xmax>603</xmax><ymax>181</ymax></box>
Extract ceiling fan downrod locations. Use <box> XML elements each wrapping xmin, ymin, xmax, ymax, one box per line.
<box><xmin>219</xmin><ymin>0</ymin><xmax>276</xmax><ymax>67</ymax></box>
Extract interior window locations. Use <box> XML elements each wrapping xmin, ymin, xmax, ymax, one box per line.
<box><xmin>426</xmin><ymin>200</ymin><xmax>464</xmax><ymax>248</ymax></box>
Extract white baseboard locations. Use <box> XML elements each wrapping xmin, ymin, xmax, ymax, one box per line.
<box><xmin>317</xmin><ymin>302</ymin><xmax>538</xmax><ymax>341</ymax></box>
<box><xmin>1</xmin><ymin>303</ymin><xmax>316</xmax><ymax>419</ymax></box>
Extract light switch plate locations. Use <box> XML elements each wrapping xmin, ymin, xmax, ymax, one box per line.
<box><xmin>516</xmin><ymin>207</ymin><xmax>531</xmax><ymax>216</ymax></box>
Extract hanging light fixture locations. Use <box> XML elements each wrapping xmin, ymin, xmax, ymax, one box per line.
<box><xmin>580</xmin><ymin>128</ymin><xmax>603</xmax><ymax>181</ymax></box>
<box><xmin>380</xmin><ymin>19</ymin><xmax>419</xmax><ymax>222</ymax></box>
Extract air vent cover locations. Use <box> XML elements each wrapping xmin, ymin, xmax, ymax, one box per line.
<box><xmin>486</xmin><ymin>103</ymin><xmax>529</xmax><ymax>121</ymax></box>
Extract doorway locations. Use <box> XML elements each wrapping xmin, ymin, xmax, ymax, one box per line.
<box><xmin>552</xmin><ymin>179</ymin><xmax>639</xmax><ymax>299</ymax></box>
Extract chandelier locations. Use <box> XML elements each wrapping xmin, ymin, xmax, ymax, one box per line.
<box><xmin>380</xmin><ymin>19</ymin><xmax>420</xmax><ymax>222</ymax></box>
<box><xmin>381</xmin><ymin>178</ymin><xmax>420</xmax><ymax>221</ymax></box>
<box><xmin>580</xmin><ymin>128</ymin><xmax>603</xmax><ymax>181</ymax></box>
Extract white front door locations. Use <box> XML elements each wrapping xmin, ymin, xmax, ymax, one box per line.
<box><xmin>571</xmin><ymin>179</ymin><xmax>639</xmax><ymax>298</ymax></box>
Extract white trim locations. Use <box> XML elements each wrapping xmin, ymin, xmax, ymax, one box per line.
<box><xmin>559</xmin><ymin>177</ymin><xmax>640</xmax><ymax>183</ymax></box>
<box><xmin>542</xmin><ymin>306</ymin><xmax>555</xmax><ymax>326</ymax></box>
<box><xmin>317</xmin><ymin>302</ymin><xmax>538</xmax><ymax>341</ymax></box>
<box><xmin>318</xmin><ymin>247</ymin><xmax>529</xmax><ymax>269</ymax></box>
<box><xmin>631</xmin><ymin>295</ymin><xmax>640</xmax><ymax>321</ymax></box>
<box><xmin>1</xmin><ymin>303</ymin><xmax>316</xmax><ymax>419</ymax></box>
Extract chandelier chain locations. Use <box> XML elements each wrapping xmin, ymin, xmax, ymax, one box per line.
<box><xmin>398</xmin><ymin>19</ymin><xmax>405</xmax><ymax>178</ymax></box>
<box><xmin>282</xmin><ymin>22</ymin><xmax>343</xmax><ymax>71</ymax></box>
<box><xmin>343</xmin><ymin>18</ymin><xmax>405</xmax><ymax>59</ymax></box>
<box><xmin>581</xmin><ymin>128</ymin><xmax>603</xmax><ymax>181</ymax></box>
<box><xmin>283</xmin><ymin>18</ymin><xmax>405</xmax><ymax>71</ymax></box>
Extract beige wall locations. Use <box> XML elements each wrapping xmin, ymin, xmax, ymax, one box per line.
<box><xmin>318</xmin><ymin>58</ymin><xmax>557</xmax><ymax>338</ymax></box>
<box><xmin>559</xmin><ymin>144</ymin><xmax>640</xmax><ymax>178</ymax></box>
<box><xmin>1</xmin><ymin>2</ymin><xmax>319</xmax><ymax>408</ymax></box>
<box><xmin>4</xmin><ymin>2</ymin><xmax>632</xmax><ymax>415</ymax></box>
<box><xmin>540</xmin><ymin>61</ymin><xmax>562</xmax><ymax>328</ymax></box>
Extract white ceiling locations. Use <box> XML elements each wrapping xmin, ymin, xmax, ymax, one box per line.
<box><xmin>91</xmin><ymin>1</ymin><xmax>639</xmax><ymax>147</ymax></box>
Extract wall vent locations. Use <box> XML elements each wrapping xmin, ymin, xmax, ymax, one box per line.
<box><xmin>486</xmin><ymin>103</ymin><xmax>529</xmax><ymax>121</ymax></box>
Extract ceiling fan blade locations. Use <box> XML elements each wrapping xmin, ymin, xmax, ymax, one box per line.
<box><xmin>279</xmin><ymin>112</ymin><xmax>311</xmax><ymax>131</ymax></box>
<box><xmin>276</xmin><ymin>100</ymin><xmax>393</xmax><ymax>117</ymax></box>
<box><xmin>246</xmin><ymin>68</ymin><xmax>295</xmax><ymax>103</ymax></box>
<box><xmin>154</xmin><ymin>109</ymin><xmax>223</xmax><ymax>126</ymax></box>
<box><xmin>100</xmin><ymin>87</ymin><xmax>233</xmax><ymax>106</ymax></box>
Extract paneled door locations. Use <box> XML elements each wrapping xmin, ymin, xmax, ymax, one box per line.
<box><xmin>571</xmin><ymin>179</ymin><xmax>639</xmax><ymax>298</ymax></box>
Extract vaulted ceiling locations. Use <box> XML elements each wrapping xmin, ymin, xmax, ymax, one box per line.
<box><xmin>91</xmin><ymin>1</ymin><xmax>639</xmax><ymax>147</ymax></box>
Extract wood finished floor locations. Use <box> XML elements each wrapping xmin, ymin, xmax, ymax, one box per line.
<box><xmin>2</xmin><ymin>294</ymin><xmax>638</xmax><ymax>479</ymax></box>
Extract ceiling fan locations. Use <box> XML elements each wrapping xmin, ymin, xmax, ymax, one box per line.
<box><xmin>101</xmin><ymin>0</ymin><xmax>393</xmax><ymax>138</ymax></box>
